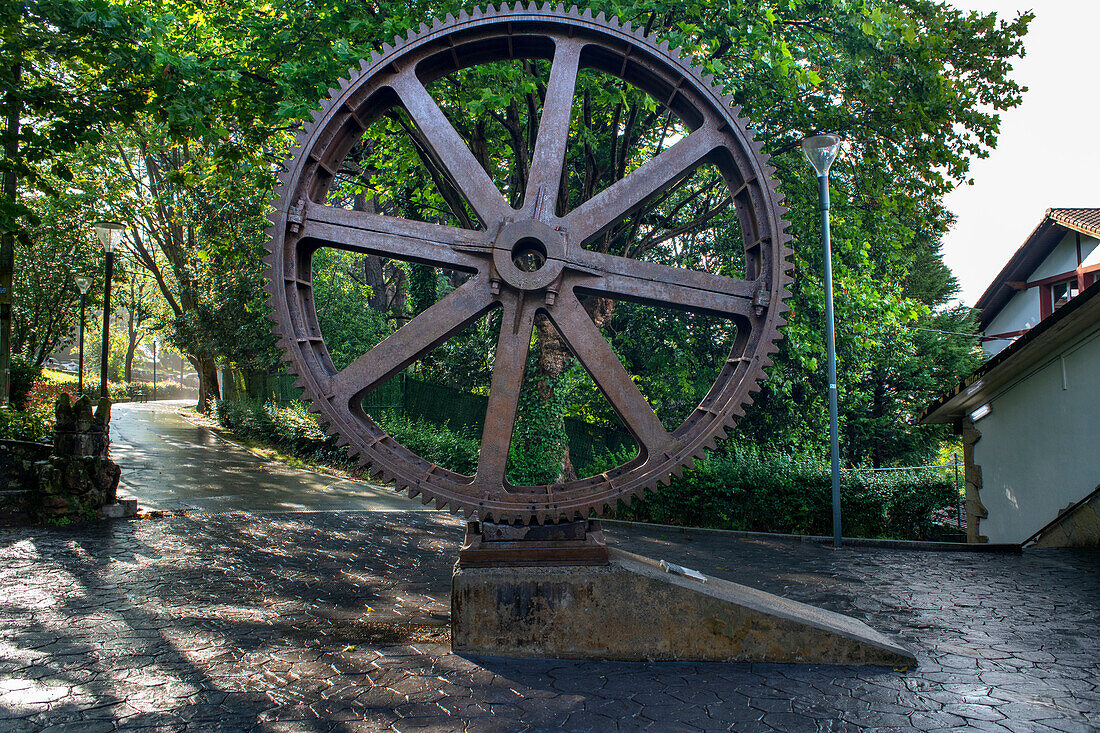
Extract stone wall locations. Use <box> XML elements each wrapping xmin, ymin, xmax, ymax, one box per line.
<box><xmin>33</xmin><ymin>396</ymin><xmax>121</xmax><ymax>522</ymax></box>
<box><xmin>0</xmin><ymin>395</ymin><xmax>122</xmax><ymax>524</ymax></box>
<box><xmin>0</xmin><ymin>439</ymin><xmax>52</xmax><ymax>524</ymax></box>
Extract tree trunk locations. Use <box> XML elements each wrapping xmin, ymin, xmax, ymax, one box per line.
<box><xmin>124</xmin><ymin>310</ymin><xmax>138</xmax><ymax>383</ymax></box>
<box><xmin>532</xmin><ymin>295</ymin><xmax>617</xmax><ymax>482</ymax></box>
<box><xmin>364</xmin><ymin>257</ymin><xmax>387</xmax><ymax>312</ymax></box>
<box><xmin>353</xmin><ymin>189</ymin><xmax>389</xmax><ymax>313</ymax></box>
<box><xmin>195</xmin><ymin>355</ymin><xmax>221</xmax><ymax>413</ymax></box>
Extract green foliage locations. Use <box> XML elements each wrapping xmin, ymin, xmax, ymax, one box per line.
<box><xmin>214</xmin><ymin>399</ymin><xmax>480</xmax><ymax>475</ymax></box>
<box><xmin>616</xmin><ymin>444</ymin><xmax>958</xmax><ymax>541</ymax></box>
<box><xmin>11</xmin><ymin>175</ymin><xmax>104</xmax><ymax>365</ymax></box>
<box><xmin>376</xmin><ymin>410</ymin><xmax>480</xmax><ymax>476</ymax></box>
<box><xmin>311</xmin><ymin>249</ymin><xmax>390</xmax><ymax>371</ymax></box>
<box><xmin>407</xmin><ymin>264</ymin><xmax>437</xmax><ymax>316</ymax></box>
<box><xmin>0</xmin><ymin>404</ymin><xmax>53</xmax><ymax>443</ymax></box>
<box><xmin>507</xmin><ymin>350</ymin><xmax>568</xmax><ymax>486</ymax></box>
<box><xmin>0</xmin><ymin>0</ymin><xmax>157</xmax><ymax>232</ymax></box>
<box><xmin>13</xmin><ymin>0</ymin><xmax>1030</xmax><ymax>480</ymax></box>
<box><xmin>8</xmin><ymin>355</ymin><xmax>42</xmax><ymax>410</ymax></box>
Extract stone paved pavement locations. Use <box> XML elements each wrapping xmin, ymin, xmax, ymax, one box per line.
<box><xmin>1</xmin><ymin>511</ymin><xmax>1097</xmax><ymax>732</ymax></box>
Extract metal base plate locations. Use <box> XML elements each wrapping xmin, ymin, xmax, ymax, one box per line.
<box><xmin>458</xmin><ymin>519</ymin><xmax>610</xmax><ymax>568</ymax></box>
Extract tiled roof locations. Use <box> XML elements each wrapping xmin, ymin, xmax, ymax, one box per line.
<box><xmin>1047</xmin><ymin>208</ymin><xmax>1100</xmax><ymax>236</ymax></box>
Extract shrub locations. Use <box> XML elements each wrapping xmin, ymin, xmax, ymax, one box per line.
<box><xmin>0</xmin><ymin>405</ymin><xmax>53</xmax><ymax>443</ymax></box>
<box><xmin>9</xmin><ymin>356</ymin><xmax>43</xmax><ymax>409</ymax></box>
<box><xmin>376</xmin><ymin>410</ymin><xmax>480</xmax><ymax>475</ymax></box>
<box><xmin>214</xmin><ymin>399</ymin><xmax>481</xmax><ymax>475</ymax></box>
<box><xmin>125</xmin><ymin>380</ymin><xmax>192</xmax><ymax>400</ymax></box>
<box><xmin>28</xmin><ymin>370</ymin><xmax>195</xmax><ymax>406</ymax></box>
<box><xmin>28</xmin><ymin>369</ymin><xmax>80</xmax><ymax>408</ymax></box>
<box><xmin>613</xmin><ymin>443</ymin><xmax>958</xmax><ymax>540</ymax></box>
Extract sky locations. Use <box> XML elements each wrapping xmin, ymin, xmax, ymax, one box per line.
<box><xmin>940</xmin><ymin>0</ymin><xmax>1100</xmax><ymax>304</ymax></box>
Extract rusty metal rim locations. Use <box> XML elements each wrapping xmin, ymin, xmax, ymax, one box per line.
<box><xmin>264</xmin><ymin>4</ymin><xmax>792</xmax><ymax>524</ymax></box>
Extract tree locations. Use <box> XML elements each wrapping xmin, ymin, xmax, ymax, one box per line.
<box><xmin>0</xmin><ymin>0</ymin><xmax>156</xmax><ymax>398</ymax></box>
<box><xmin>11</xmin><ymin>154</ymin><xmax>108</xmax><ymax>366</ymax></box>
<box><xmin>336</xmin><ymin>0</ymin><xmax>1028</xmax><ymax>471</ymax></box>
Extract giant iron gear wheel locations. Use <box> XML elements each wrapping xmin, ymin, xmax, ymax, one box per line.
<box><xmin>265</xmin><ymin>4</ymin><xmax>792</xmax><ymax>525</ymax></box>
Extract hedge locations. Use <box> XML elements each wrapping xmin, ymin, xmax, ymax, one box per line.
<box><xmin>214</xmin><ymin>398</ymin><xmax>958</xmax><ymax>540</ymax></box>
<box><xmin>31</xmin><ymin>370</ymin><xmax>193</xmax><ymax>406</ymax></box>
<box><xmin>214</xmin><ymin>399</ymin><xmax>481</xmax><ymax>474</ymax></box>
<box><xmin>613</xmin><ymin>446</ymin><xmax>959</xmax><ymax>540</ymax></box>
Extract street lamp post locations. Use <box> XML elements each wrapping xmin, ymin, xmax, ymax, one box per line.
<box><xmin>801</xmin><ymin>134</ymin><xmax>843</xmax><ymax>549</ymax></box>
<box><xmin>75</xmin><ymin>277</ymin><xmax>90</xmax><ymax>396</ymax></box>
<box><xmin>92</xmin><ymin>221</ymin><xmax>124</xmax><ymax>399</ymax></box>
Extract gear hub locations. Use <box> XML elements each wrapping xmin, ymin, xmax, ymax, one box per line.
<box><xmin>264</xmin><ymin>4</ymin><xmax>792</xmax><ymax>524</ymax></box>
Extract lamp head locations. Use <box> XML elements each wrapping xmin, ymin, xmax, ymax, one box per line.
<box><xmin>91</xmin><ymin>221</ymin><xmax>125</xmax><ymax>252</ymax></box>
<box><xmin>75</xmin><ymin>277</ymin><xmax>90</xmax><ymax>294</ymax></box>
<box><xmin>801</xmin><ymin>134</ymin><xmax>841</xmax><ymax>177</ymax></box>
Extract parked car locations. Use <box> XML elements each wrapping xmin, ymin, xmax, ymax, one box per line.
<box><xmin>60</xmin><ymin>360</ymin><xmax>78</xmax><ymax>373</ymax></box>
<box><xmin>44</xmin><ymin>357</ymin><xmax>61</xmax><ymax>370</ymax></box>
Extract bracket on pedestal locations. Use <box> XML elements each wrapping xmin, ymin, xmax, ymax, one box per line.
<box><xmin>458</xmin><ymin>519</ymin><xmax>610</xmax><ymax>568</ymax></box>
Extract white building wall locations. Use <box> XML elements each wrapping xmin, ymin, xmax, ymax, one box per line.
<box><xmin>972</xmin><ymin>324</ymin><xmax>1100</xmax><ymax>544</ymax></box>
<box><xmin>982</xmin><ymin>231</ymin><xmax>1099</xmax><ymax>357</ymax></box>
<box><xmin>983</xmin><ymin>290</ymin><xmax>1041</xmax><ymax>357</ymax></box>
<box><xmin>1080</xmin><ymin>234</ymin><xmax>1100</xmax><ymax>268</ymax></box>
<box><xmin>1031</xmin><ymin>231</ymin><xmax>1082</xmax><ymax>280</ymax></box>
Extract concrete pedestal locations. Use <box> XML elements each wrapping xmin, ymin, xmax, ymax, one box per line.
<box><xmin>452</xmin><ymin>549</ymin><xmax>916</xmax><ymax>666</ymax></box>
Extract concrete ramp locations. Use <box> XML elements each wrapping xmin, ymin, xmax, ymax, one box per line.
<box><xmin>452</xmin><ymin>549</ymin><xmax>916</xmax><ymax>666</ymax></box>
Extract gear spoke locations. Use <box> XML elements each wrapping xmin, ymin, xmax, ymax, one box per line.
<box><xmin>474</xmin><ymin>292</ymin><xmax>538</xmax><ymax>489</ymax></box>
<box><xmin>329</xmin><ymin>274</ymin><xmax>492</xmax><ymax>402</ymax></box>
<box><xmin>571</xmin><ymin>251</ymin><xmax>759</xmax><ymax>319</ymax></box>
<box><xmin>548</xmin><ymin>290</ymin><xmax>671</xmax><ymax>455</ymax></box>
<box><xmin>300</xmin><ymin>204</ymin><xmax>490</xmax><ymax>270</ymax></box>
<box><xmin>266</xmin><ymin>8</ymin><xmax>790</xmax><ymax>523</ymax></box>
<box><xmin>563</xmin><ymin>126</ymin><xmax>722</xmax><ymax>246</ymax></box>
<box><xmin>391</xmin><ymin>70</ymin><xmax>511</xmax><ymax>226</ymax></box>
<box><xmin>520</xmin><ymin>37</ymin><xmax>584</xmax><ymax>221</ymax></box>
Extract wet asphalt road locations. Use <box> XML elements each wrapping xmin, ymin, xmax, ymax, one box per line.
<box><xmin>111</xmin><ymin>400</ymin><xmax>427</xmax><ymax>514</ymax></box>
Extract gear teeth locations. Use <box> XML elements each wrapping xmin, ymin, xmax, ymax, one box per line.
<box><xmin>262</xmin><ymin>4</ymin><xmax>793</xmax><ymax>525</ymax></box>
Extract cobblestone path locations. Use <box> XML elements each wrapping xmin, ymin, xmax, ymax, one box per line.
<box><xmin>1</xmin><ymin>511</ymin><xmax>1097</xmax><ymax>732</ymax></box>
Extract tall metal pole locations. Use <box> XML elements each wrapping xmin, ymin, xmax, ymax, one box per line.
<box><xmin>152</xmin><ymin>341</ymin><xmax>157</xmax><ymax>401</ymax></box>
<box><xmin>817</xmin><ymin>172</ymin><xmax>843</xmax><ymax>549</ymax></box>
<box><xmin>100</xmin><ymin>249</ymin><xmax>113</xmax><ymax>399</ymax></box>
<box><xmin>77</xmin><ymin>292</ymin><xmax>86</xmax><ymax>396</ymax></box>
<box><xmin>0</xmin><ymin>59</ymin><xmax>22</xmax><ymax>404</ymax></box>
